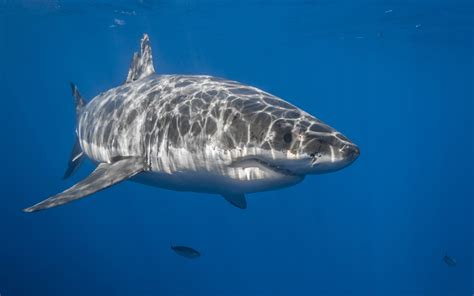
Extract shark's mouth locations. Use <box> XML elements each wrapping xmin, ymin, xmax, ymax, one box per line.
<box><xmin>230</xmin><ymin>156</ymin><xmax>300</xmax><ymax>177</ymax></box>
<box><xmin>310</xmin><ymin>152</ymin><xmax>322</xmax><ymax>166</ymax></box>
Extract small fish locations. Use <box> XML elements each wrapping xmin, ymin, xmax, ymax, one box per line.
<box><xmin>109</xmin><ymin>18</ymin><xmax>126</xmax><ymax>29</ymax></box>
<box><xmin>415</xmin><ymin>24</ymin><xmax>422</xmax><ymax>29</ymax></box>
<box><xmin>114</xmin><ymin>9</ymin><xmax>136</xmax><ymax>16</ymax></box>
<box><xmin>443</xmin><ymin>254</ymin><xmax>456</xmax><ymax>266</ymax></box>
<box><xmin>171</xmin><ymin>244</ymin><xmax>201</xmax><ymax>259</ymax></box>
<box><xmin>384</xmin><ymin>9</ymin><xmax>393</xmax><ymax>14</ymax></box>
<box><xmin>114</xmin><ymin>18</ymin><xmax>126</xmax><ymax>26</ymax></box>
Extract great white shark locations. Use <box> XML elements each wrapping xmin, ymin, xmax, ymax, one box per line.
<box><xmin>24</xmin><ymin>34</ymin><xmax>360</xmax><ymax>212</ymax></box>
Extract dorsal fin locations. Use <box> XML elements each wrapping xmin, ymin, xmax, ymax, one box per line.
<box><xmin>126</xmin><ymin>33</ymin><xmax>155</xmax><ymax>83</ymax></box>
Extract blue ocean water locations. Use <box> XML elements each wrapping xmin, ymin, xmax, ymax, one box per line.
<box><xmin>0</xmin><ymin>0</ymin><xmax>473</xmax><ymax>295</ymax></box>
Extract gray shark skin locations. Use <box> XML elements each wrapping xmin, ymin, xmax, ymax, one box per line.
<box><xmin>24</xmin><ymin>34</ymin><xmax>359</xmax><ymax>212</ymax></box>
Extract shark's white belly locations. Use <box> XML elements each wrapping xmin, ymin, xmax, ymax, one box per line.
<box><xmin>131</xmin><ymin>167</ymin><xmax>303</xmax><ymax>195</ymax></box>
<box><xmin>135</xmin><ymin>144</ymin><xmax>304</xmax><ymax>194</ymax></box>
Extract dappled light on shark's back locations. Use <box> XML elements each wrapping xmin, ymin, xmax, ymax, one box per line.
<box><xmin>23</xmin><ymin>33</ymin><xmax>359</xmax><ymax>213</ymax></box>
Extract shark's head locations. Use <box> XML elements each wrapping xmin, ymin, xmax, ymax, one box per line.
<box><xmin>244</xmin><ymin>112</ymin><xmax>360</xmax><ymax>177</ymax></box>
<box><xmin>279</xmin><ymin>117</ymin><xmax>360</xmax><ymax>175</ymax></box>
<box><xmin>213</xmin><ymin>82</ymin><xmax>360</xmax><ymax>178</ymax></box>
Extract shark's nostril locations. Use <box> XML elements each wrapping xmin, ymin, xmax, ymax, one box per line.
<box><xmin>343</xmin><ymin>145</ymin><xmax>360</xmax><ymax>160</ymax></box>
<box><xmin>354</xmin><ymin>146</ymin><xmax>360</xmax><ymax>157</ymax></box>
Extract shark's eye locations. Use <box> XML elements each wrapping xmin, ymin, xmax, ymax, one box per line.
<box><xmin>283</xmin><ymin>133</ymin><xmax>292</xmax><ymax>143</ymax></box>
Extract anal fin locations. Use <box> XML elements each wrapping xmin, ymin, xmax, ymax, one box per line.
<box><xmin>24</xmin><ymin>157</ymin><xmax>146</xmax><ymax>213</ymax></box>
<box><xmin>222</xmin><ymin>193</ymin><xmax>247</xmax><ymax>209</ymax></box>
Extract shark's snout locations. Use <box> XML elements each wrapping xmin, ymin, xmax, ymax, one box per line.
<box><xmin>340</xmin><ymin>143</ymin><xmax>360</xmax><ymax>163</ymax></box>
<box><xmin>304</xmin><ymin>133</ymin><xmax>360</xmax><ymax>174</ymax></box>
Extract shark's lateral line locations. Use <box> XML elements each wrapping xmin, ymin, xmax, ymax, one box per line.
<box><xmin>24</xmin><ymin>34</ymin><xmax>360</xmax><ymax>212</ymax></box>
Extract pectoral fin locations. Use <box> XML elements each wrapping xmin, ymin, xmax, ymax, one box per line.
<box><xmin>24</xmin><ymin>157</ymin><xmax>146</xmax><ymax>213</ymax></box>
<box><xmin>222</xmin><ymin>193</ymin><xmax>247</xmax><ymax>209</ymax></box>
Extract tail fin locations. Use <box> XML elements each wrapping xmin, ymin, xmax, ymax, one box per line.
<box><xmin>63</xmin><ymin>138</ymin><xmax>84</xmax><ymax>179</ymax></box>
<box><xmin>64</xmin><ymin>82</ymin><xmax>87</xmax><ymax>179</ymax></box>
<box><xmin>70</xmin><ymin>82</ymin><xmax>86</xmax><ymax>117</ymax></box>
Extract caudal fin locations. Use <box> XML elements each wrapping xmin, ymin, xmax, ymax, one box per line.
<box><xmin>63</xmin><ymin>138</ymin><xmax>84</xmax><ymax>179</ymax></box>
<box><xmin>63</xmin><ymin>82</ymin><xmax>87</xmax><ymax>179</ymax></box>
<box><xmin>70</xmin><ymin>82</ymin><xmax>86</xmax><ymax>117</ymax></box>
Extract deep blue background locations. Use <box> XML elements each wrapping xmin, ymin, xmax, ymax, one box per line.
<box><xmin>1</xmin><ymin>0</ymin><xmax>473</xmax><ymax>295</ymax></box>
